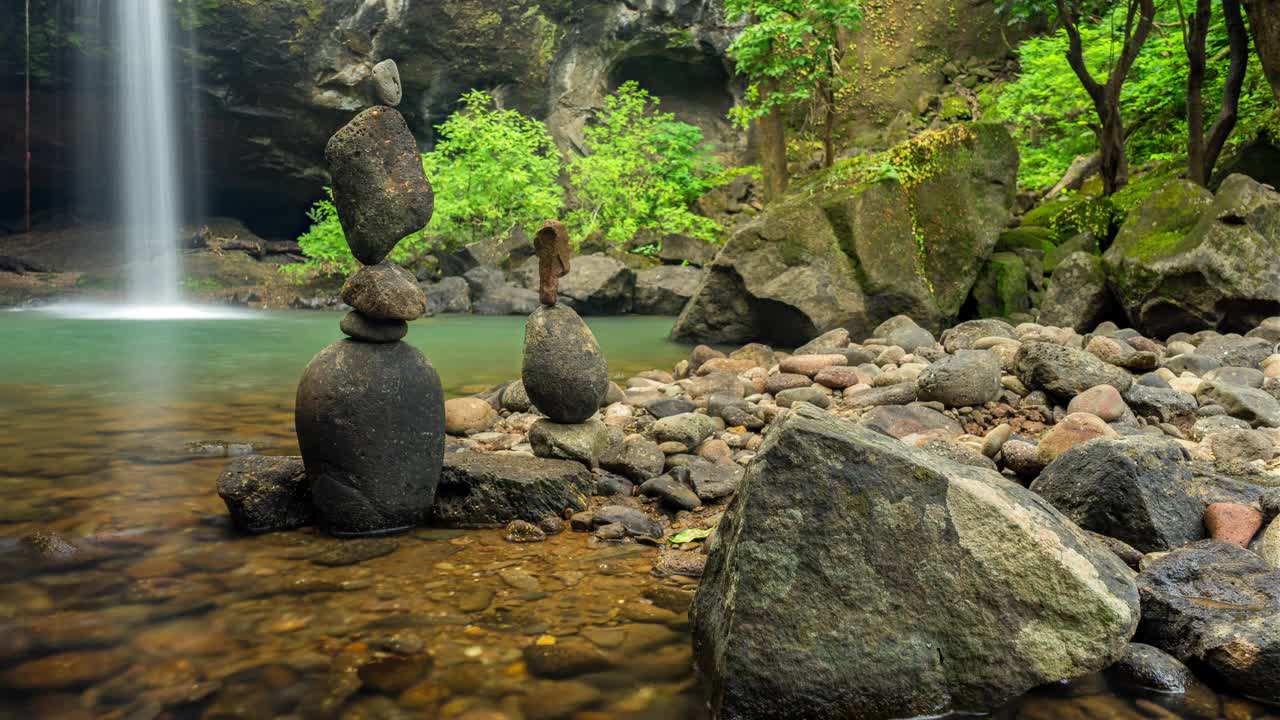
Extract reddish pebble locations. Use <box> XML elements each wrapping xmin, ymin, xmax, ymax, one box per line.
<box><xmin>1204</xmin><ymin>503</ymin><xmax>1264</xmax><ymax>547</ymax></box>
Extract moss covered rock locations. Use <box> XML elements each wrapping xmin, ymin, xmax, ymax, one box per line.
<box><xmin>1103</xmin><ymin>175</ymin><xmax>1280</xmax><ymax>336</ymax></box>
<box><xmin>972</xmin><ymin>252</ymin><xmax>1031</xmax><ymax>320</ymax></box>
<box><xmin>672</xmin><ymin>124</ymin><xmax>1018</xmax><ymax>345</ymax></box>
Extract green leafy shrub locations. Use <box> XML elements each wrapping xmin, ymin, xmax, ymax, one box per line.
<box><xmin>425</xmin><ymin>90</ymin><xmax>565</xmax><ymax>248</ymax></box>
<box><xmin>568</xmin><ymin>82</ymin><xmax>724</xmax><ymax>247</ymax></box>
<box><xmin>288</xmin><ymin>90</ymin><xmax>564</xmax><ymax>277</ymax></box>
<box><xmin>991</xmin><ymin>3</ymin><xmax>1274</xmax><ymax>190</ymax></box>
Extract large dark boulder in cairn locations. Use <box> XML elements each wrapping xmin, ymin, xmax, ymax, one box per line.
<box><xmin>295</xmin><ymin>105</ymin><xmax>445</xmax><ymax>538</ymax></box>
<box><xmin>521</xmin><ymin>222</ymin><xmax>610</xmax><ymax>427</ymax></box>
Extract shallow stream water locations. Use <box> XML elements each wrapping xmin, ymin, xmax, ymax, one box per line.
<box><xmin>0</xmin><ymin>310</ymin><xmax>1274</xmax><ymax>719</ymax></box>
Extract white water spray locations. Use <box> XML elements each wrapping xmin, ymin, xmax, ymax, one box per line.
<box><xmin>115</xmin><ymin>0</ymin><xmax>182</xmax><ymax>307</ymax></box>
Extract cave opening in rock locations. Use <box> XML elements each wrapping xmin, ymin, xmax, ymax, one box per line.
<box><xmin>607</xmin><ymin>53</ymin><xmax>738</xmax><ymax>154</ymax></box>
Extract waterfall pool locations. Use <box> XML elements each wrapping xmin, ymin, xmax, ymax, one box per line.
<box><xmin>0</xmin><ymin>310</ymin><xmax>1272</xmax><ymax>719</ymax></box>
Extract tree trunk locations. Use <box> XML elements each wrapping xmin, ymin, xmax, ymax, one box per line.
<box><xmin>1187</xmin><ymin>0</ymin><xmax>1211</xmax><ymax>185</ymax></box>
<box><xmin>758</xmin><ymin>80</ymin><xmax>789</xmax><ymax>203</ymax></box>
<box><xmin>1187</xmin><ymin>0</ymin><xmax>1249</xmax><ymax>185</ymax></box>
<box><xmin>822</xmin><ymin>89</ymin><xmax>836</xmax><ymax>169</ymax></box>
<box><xmin>1245</xmin><ymin>0</ymin><xmax>1280</xmax><ymax>103</ymax></box>
<box><xmin>1099</xmin><ymin>100</ymin><xmax>1130</xmax><ymax>195</ymax></box>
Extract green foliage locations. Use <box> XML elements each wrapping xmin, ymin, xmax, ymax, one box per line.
<box><xmin>567</xmin><ymin>82</ymin><xmax>723</xmax><ymax>246</ymax></box>
<box><xmin>289</xmin><ymin>91</ymin><xmax>564</xmax><ymax>277</ymax></box>
<box><xmin>991</xmin><ymin>2</ymin><xmax>1274</xmax><ymax>189</ymax></box>
<box><xmin>425</xmin><ymin>89</ymin><xmax>565</xmax><ymax>247</ymax></box>
<box><xmin>724</xmin><ymin>0</ymin><xmax>863</xmax><ymax>125</ymax></box>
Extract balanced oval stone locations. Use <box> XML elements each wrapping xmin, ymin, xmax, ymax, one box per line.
<box><xmin>296</xmin><ymin>340</ymin><xmax>445</xmax><ymax>537</ymax></box>
<box><xmin>371</xmin><ymin>59</ymin><xmax>402</xmax><ymax>106</ymax></box>
<box><xmin>325</xmin><ymin>106</ymin><xmax>434</xmax><ymax>265</ymax></box>
<box><xmin>341</xmin><ymin>263</ymin><xmax>426</xmax><ymax>321</ymax></box>
<box><xmin>522</xmin><ymin>304</ymin><xmax>609</xmax><ymax>424</ymax></box>
<box><xmin>340</xmin><ymin>311</ymin><xmax>408</xmax><ymax>343</ymax></box>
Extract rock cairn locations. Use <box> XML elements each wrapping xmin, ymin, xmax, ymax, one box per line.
<box><xmin>294</xmin><ymin>105</ymin><xmax>444</xmax><ymax>538</ymax></box>
<box><xmin>520</xmin><ymin>222</ymin><xmax>611</xmax><ymax>462</ymax></box>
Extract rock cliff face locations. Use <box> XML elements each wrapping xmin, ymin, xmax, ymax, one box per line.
<box><xmin>1</xmin><ymin>0</ymin><xmax>1021</xmax><ymax>236</ymax></box>
<box><xmin>1</xmin><ymin>0</ymin><xmax>743</xmax><ymax>235</ymax></box>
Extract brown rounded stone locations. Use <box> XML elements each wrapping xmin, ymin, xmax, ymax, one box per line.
<box><xmin>1205</xmin><ymin>503</ymin><xmax>1265</xmax><ymax>547</ymax></box>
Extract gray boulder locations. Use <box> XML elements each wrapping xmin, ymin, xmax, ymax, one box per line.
<box><xmin>1014</xmin><ymin>342</ymin><xmax>1133</xmax><ymax>401</ymax></box>
<box><xmin>529</xmin><ymin>419</ymin><xmax>609</xmax><ymax>469</ymax></box>
<box><xmin>432</xmin><ymin>451</ymin><xmax>593</xmax><ymax>527</ymax></box>
<box><xmin>692</xmin><ymin>405</ymin><xmax>1139</xmax><ymax>720</ymax></box>
<box><xmin>1137</xmin><ymin>541</ymin><xmax>1280</xmax><ymax>704</ymax></box>
<box><xmin>1109</xmin><ymin>643</ymin><xmax>1195</xmax><ymax>694</ymax></box>
<box><xmin>1038</xmin><ymin>252</ymin><xmax>1115</xmax><ymax>332</ymax></box>
<box><xmin>916</xmin><ymin>350</ymin><xmax>1002</xmax><ymax>408</ymax></box>
<box><xmin>634</xmin><ymin>265</ymin><xmax>703</xmax><ymax>315</ymax></box>
<box><xmin>557</xmin><ymin>254</ymin><xmax>636</xmax><ymax>315</ymax></box>
<box><xmin>1029</xmin><ymin>437</ymin><xmax>1205</xmax><ymax>552</ymax></box>
<box><xmin>652</xmin><ymin>413</ymin><xmax>719</xmax><ymax>448</ymax></box>
<box><xmin>464</xmin><ymin>267</ymin><xmax>539</xmax><ymax>316</ymax></box>
<box><xmin>1198</xmin><ymin>382</ymin><xmax>1280</xmax><ymax>428</ymax></box>
<box><xmin>941</xmin><ymin>319</ymin><xmax>1016</xmax><ymax>352</ymax></box>
<box><xmin>421</xmin><ymin>277</ymin><xmax>472</xmax><ymax>315</ymax></box>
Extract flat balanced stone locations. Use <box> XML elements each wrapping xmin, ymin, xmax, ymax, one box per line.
<box><xmin>296</xmin><ymin>340</ymin><xmax>445</xmax><ymax>537</ymax></box>
<box><xmin>341</xmin><ymin>263</ymin><xmax>427</xmax><ymax>321</ymax></box>
<box><xmin>340</xmin><ymin>311</ymin><xmax>408</xmax><ymax>343</ymax></box>
<box><xmin>431</xmin><ymin>450</ymin><xmax>594</xmax><ymax>527</ymax></box>
<box><xmin>325</xmin><ymin>106</ymin><xmax>434</xmax><ymax>266</ymax></box>
<box><xmin>522</xmin><ymin>304</ymin><xmax>609</xmax><ymax>423</ymax></box>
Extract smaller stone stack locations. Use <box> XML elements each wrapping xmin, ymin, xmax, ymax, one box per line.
<box><xmin>522</xmin><ymin>222</ymin><xmax>611</xmax><ymax>466</ymax></box>
<box><xmin>295</xmin><ymin>76</ymin><xmax>445</xmax><ymax>538</ymax></box>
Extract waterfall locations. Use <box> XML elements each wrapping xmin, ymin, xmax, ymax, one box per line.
<box><xmin>115</xmin><ymin>0</ymin><xmax>182</xmax><ymax>306</ymax></box>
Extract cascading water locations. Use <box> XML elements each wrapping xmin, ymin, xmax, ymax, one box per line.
<box><xmin>40</xmin><ymin>0</ymin><xmax>245</xmax><ymax>320</ymax></box>
<box><xmin>115</xmin><ymin>0</ymin><xmax>182</xmax><ymax>307</ymax></box>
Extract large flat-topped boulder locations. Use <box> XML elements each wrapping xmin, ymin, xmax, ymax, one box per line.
<box><xmin>431</xmin><ymin>451</ymin><xmax>594</xmax><ymax>527</ymax></box>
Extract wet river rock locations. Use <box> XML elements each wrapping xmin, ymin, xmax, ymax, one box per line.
<box><xmin>216</xmin><ymin>455</ymin><xmax>313</xmax><ymax>534</ymax></box>
<box><xmin>432</xmin><ymin>450</ymin><xmax>593</xmax><ymax>527</ymax></box>
<box><xmin>692</xmin><ymin>404</ymin><xmax>1139</xmax><ymax>720</ymax></box>
<box><xmin>1136</xmin><ymin>541</ymin><xmax>1280</xmax><ymax>704</ymax></box>
<box><xmin>296</xmin><ymin>340</ymin><xmax>444</xmax><ymax>537</ymax></box>
<box><xmin>325</xmin><ymin>106</ymin><xmax>434</xmax><ymax>266</ymax></box>
<box><xmin>522</xmin><ymin>304</ymin><xmax>609</xmax><ymax>424</ymax></box>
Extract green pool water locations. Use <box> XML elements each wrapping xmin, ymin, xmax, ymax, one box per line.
<box><xmin>0</xmin><ymin>309</ymin><xmax>692</xmax><ymax>402</ymax></box>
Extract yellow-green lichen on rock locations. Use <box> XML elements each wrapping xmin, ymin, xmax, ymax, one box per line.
<box><xmin>1104</xmin><ymin>174</ymin><xmax>1280</xmax><ymax>335</ymax></box>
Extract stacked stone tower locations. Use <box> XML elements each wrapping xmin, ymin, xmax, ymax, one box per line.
<box><xmin>295</xmin><ymin>63</ymin><xmax>445</xmax><ymax>538</ymax></box>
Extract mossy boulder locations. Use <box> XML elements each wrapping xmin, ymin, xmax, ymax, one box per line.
<box><xmin>1103</xmin><ymin>175</ymin><xmax>1280</xmax><ymax>336</ymax></box>
<box><xmin>997</xmin><ymin>226</ymin><xmax>1058</xmax><ymax>254</ymax></box>
<box><xmin>971</xmin><ymin>252</ymin><xmax>1031</xmax><ymax>320</ymax></box>
<box><xmin>672</xmin><ymin>124</ymin><xmax>1019</xmax><ymax>345</ymax></box>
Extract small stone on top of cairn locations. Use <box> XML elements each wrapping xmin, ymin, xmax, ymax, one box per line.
<box><xmin>371</xmin><ymin>59</ymin><xmax>402</xmax><ymax>107</ymax></box>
